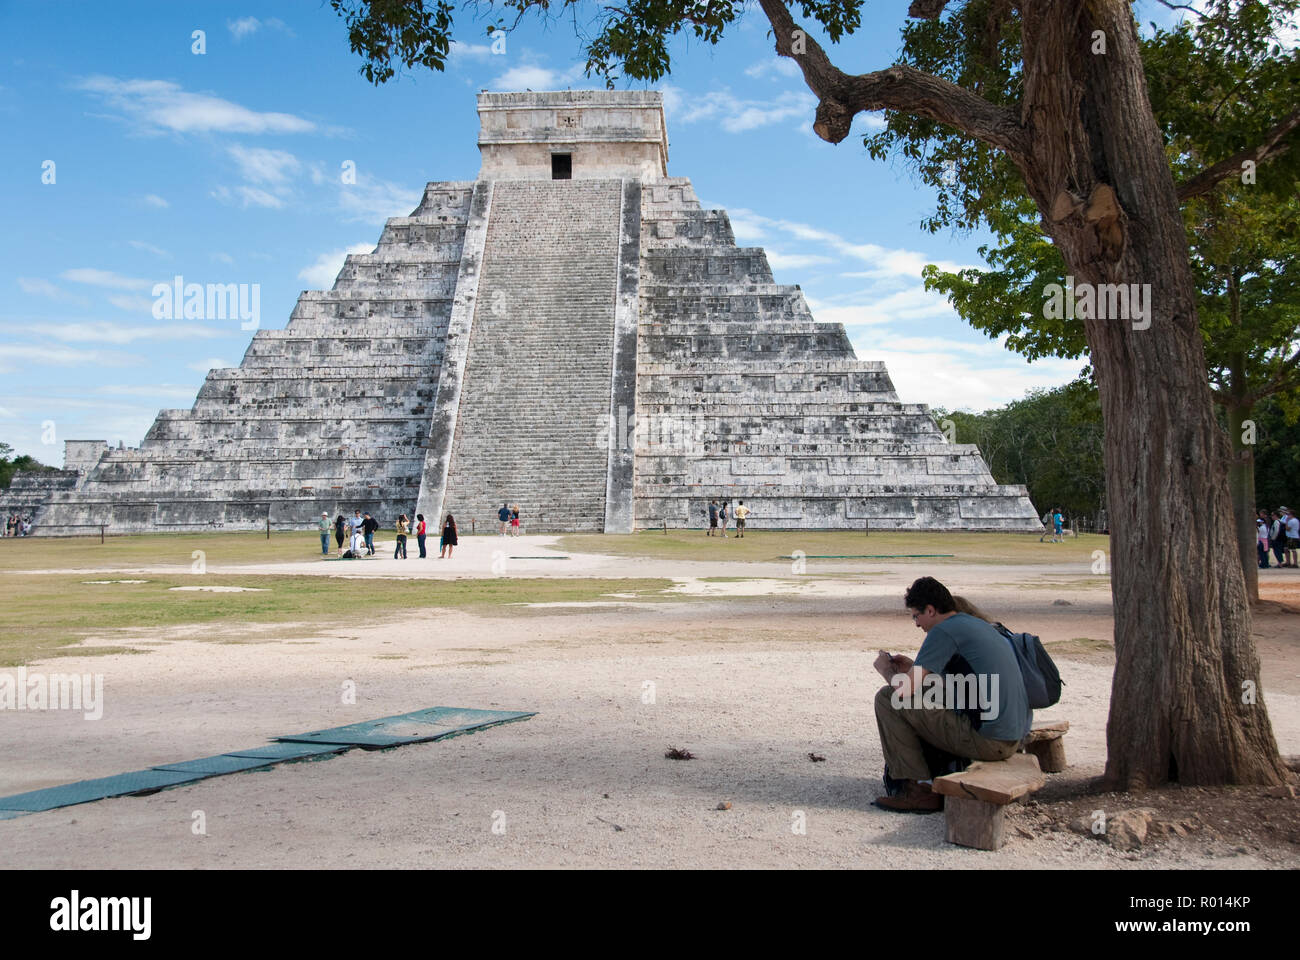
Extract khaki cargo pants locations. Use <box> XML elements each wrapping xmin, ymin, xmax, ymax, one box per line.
<box><xmin>874</xmin><ymin>684</ymin><xmax>1021</xmax><ymax>781</ymax></box>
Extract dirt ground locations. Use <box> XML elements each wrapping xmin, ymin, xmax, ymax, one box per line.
<box><xmin>1</xmin><ymin>536</ymin><xmax>1297</xmax><ymax>869</ymax></box>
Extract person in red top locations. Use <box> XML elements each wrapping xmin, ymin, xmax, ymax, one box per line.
<box><xmin>416</xmin><ymin>513</ymin><xmax>427</xmax><ymax>558</ymax></box>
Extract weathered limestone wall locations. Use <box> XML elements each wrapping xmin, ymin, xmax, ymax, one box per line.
<box><xmin>36</xmin><ymin>183</ymin><xmax>478</xmax><ymax>534</ymax></box>
<box><xmin>633</xmin><ymin>177</ymin><xmax>1040</xmax><ymax>530</ymax></box>
<box><xmin>477</xmin><ymin>90</ymin><xmax>667</xmax><ymax>181</ymax></box>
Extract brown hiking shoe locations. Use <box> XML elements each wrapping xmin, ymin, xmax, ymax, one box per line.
<box><xmin>874</xmin><ymin>780</ymin><xmax>944</xmax><ymax>814</ymax></box>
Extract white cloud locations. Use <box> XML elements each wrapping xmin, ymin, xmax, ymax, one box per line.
<box><xmin>212</xmin><ymin>184</ymin><xmax>285</xmax><ymax>209</ymax></box>
<box><xmin>97</xmin><ymin>384</ymin><xmax>201</xmax><ymax>400</ymax></box>
<box><xmin>860</xmin><ymin>345</ymin><xmax>1080</xmax><ymax>413</ymax></box>
<box><xmin>61</xmin><ymin>268</ymin><xmax>151</xmax><ymax>291</ymax></box>
<box><xmin>128</xmin><ymin>240</ymin><xmax>169</xmax><ymax>257</ymax></box>
<box><xmin>728</xmin><ymin>214</ymin><xmax>764</xmax><ymax>240</ymax></box>
<box><xmin>32</xmin><ymin>322</ymin><xmax>224</xmax><ymax>344</ymax></box>
<box><xmin>450</xmin><ymin>41</ymin><xmax>493</xmax><ymax>61</ymax></box>
<box><xmin>728</xmin><ymin>208</ymin><xmax>975</xmax><ymax>278</ymax></box>
<box><xmin>489</xmin><ymin>63</ymin><xmax>587</xmax><ymax>91</ymax></box>
<box><xmin>338</xmin><ymin>176</ymin><xmax>421</xmax><ymax>225</ymax></box>
<box><xmin>142</xmin><ymin>193</ymin><xmax>169</xmax><ymax>208</ymax></box>
<box><xmin>76</xmin><ymin>76</ymin><xmax>315</xmax><ymax>135</ymax></box>
<box><xmin>0</xmin><ymin>344</ymin><xmax>140</xmax><ymax>372</ymax></box>
<box><xmin>228</xmin><ymin>145</ymin><xmax>300</xmax><ymax>184</ymax></box>
<box><xmin>212</xmin><ymin>252</ymin><xmax>235</xmax><ymax>265</ymax></box>
<box><xmin>187</xmin><ymin>357</ymin><xmax>234</xmax><ymax>373</ymax></box>
<box><xmin>744</xmin><ymin>58</ymin><xmax>802</xmax><ymax>80</ymax></box>
<box><xmin>17</xmin><ymin>277</ymin><xmax>89</xmax><ymax>304</ymax></box>
<box><xmin>228</xmin><ymin>17</ymin><xmax>261</xmax><ymax>40</ymax></box>
<box><xmin>663</xmin><ymin>88</ymin><xmax>817</xmax><ymax>134</ymax></box>
<box><xmin>107</xmin><ymin>294</ymin><xmax>157</xmax><ymax>312</ymax></box>
<box><xmin>227</xmin><ymin>17</ymin><xmax>293</xmax><ymax>41</ymax></box>
<box><xmin>298</xmin><ymin>243</ymin><xmax>375</xmax><ymax>290</ymax></box>
<box><xmin>764</xmin><ymin>250</ymin><xmax>836</xmax><ymax>271</ymax></box>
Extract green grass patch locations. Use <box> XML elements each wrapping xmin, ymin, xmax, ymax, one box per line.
<box><xmin>557</xmin><ymin>530</ymin><xmax>1110</xmax><ymax>566</ymax></box>
<box><xmin>0</xmin><ymin>530</ymin><xmax>337</xmax><ymax>572</ymax></box>
<box><xmin>0</xmin><ymin>575</ymin><xmax>674</xmax><ymax>666</ymax></box>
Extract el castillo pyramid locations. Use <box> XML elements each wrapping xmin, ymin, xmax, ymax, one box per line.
<box><xmin>31</xmin><ymin>90</ymin><xmax>1040</xmax><ymax>534</ymax></box>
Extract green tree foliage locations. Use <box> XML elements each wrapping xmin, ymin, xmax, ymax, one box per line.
<box><xmin>0</xmin><ymin>443</ymin><xmax>56</xmax><ymax>491</ymax></box>
<box><xmin>1244</xmin><ymin>397</ymin><xmax>1300</xmax><ymax>512</ymax></box>
<box><xmin>935</xmin><ymin>379</ymin><xmax>1106</xmax><ymax>525</ymax></box>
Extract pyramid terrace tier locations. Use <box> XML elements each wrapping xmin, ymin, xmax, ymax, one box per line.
<box><xmin>635</xmin><ymin>489</ymin><xmax>1040</xmax><ymax>531</ymax></box>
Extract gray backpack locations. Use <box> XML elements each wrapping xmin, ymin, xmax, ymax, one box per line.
<box><xmin>993</xmin><ymin>623</ymin><xmax>1063</xmax><ymax>709</ymax></box>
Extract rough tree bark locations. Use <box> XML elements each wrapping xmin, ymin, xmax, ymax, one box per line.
<box><xmin>758</xmin><ymin>0</ymin><xmax>1286</xmax><ymax>787</ymax></box>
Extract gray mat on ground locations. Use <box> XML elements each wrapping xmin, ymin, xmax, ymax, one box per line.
<box><xmin>274</xmin><ymin>706</ymin><xmax>536</xmax><ymax>748</ymax></box>
<box><xmin>0</xmin><ymin>769</ymin><xmax>207</xmax><ymax>812</ymax></box>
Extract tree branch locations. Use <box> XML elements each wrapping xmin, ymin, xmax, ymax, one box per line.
<box><xmin>1176</xmin><ymin>107</ymin><xmax>1300</xmax><ymax>201</ymax></box>
<box><xmin>756</xmin><ymin>0</ymin><xmax>1026</xmax><ymax>159</ymax></box>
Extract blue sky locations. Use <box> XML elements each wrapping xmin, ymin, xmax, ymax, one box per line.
<box><xmin>2</xmin><ymin>1</ymin><xmax>1192</xmax><ymax>464</ymax></box>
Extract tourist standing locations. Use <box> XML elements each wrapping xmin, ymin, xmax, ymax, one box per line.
<box><xmin>1271</xmin><ymin>509</ymin><xmax>1287</xmax><ymax>566</ymax></box>
<box><xmin>363</xmin><ymin>512</ymin><xmax>378</xmax><ymax>555</ymax></box>
<box><xmin>1286</xmin><ymin>508</ymin><xmax>1300</xmax><ymax>568</ymax></box>
<box><xmin>319</xmin><ymin>512</ymin><xmax>331</xmax><ymax>556</ymax></box>
<box><xmin>498</xmin><ymin>502</ymin><xmax>510</xmax><ymax>536</ymax></box>
<box><xmin>707</xmin><ymin>500</ymin><xmax>718</xmax><ymax>536</ymax></box>
<box><xmin>510</xmin><ymin>504</ymin><xmax>520</xmax><ymax>536</ymax></box>
<box><xmin>440</xmin><ymin>514</ymin><xmax>458</xmax><ymax>558</ymax></box>
<box><xmin>1052</xmin><ymin>508</ymin><xmax>1064</xmax><ymax>541</ymax></box>
<box><xmin>350</xmin><ymin>510</ymin><xmax>365</xmax><ymax>557</ymax></box>
<box><xmin>334</xmin><ymin>514</ymin><xmax>346</xmax><ymax>555</ymax></box>
<box><xmin>416</xmin><ymin>513</ymin><xmax>427</xmax><ymax>558</ymax></box>
<box><xmin>1257</xmin><ymin>512</ymin><xmax>1272</xmax><ymax>569</ymax></box>
<box><xmin>719</xmin><ymin>501</ymin><xmax>729</xmax><ymax>537</ymax></box>
<box><xmin>734</xmin><ymin>500</ymin><xmax>750</xmax><ymax>538</ymax></box>
<box><xmin>394</xmin><ymin>515</ymin><xmax>409</xmax><ymax>559</ymax></box>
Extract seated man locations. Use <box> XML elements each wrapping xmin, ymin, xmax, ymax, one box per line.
<box><xmin>872</xmin><ymin>576</ymin><xmax>1032</xmax><ymax>813</ymax></box>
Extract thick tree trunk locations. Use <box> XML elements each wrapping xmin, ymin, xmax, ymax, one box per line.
<box><xmin>760</xmin><ymin>0</ymin><xmax>1286</xmax><ymax>787</ymax></box>
<box><xmin>1015</xmin><ymin>0</ymin><xmax>1284</xmax><ymax>788</ymax></box>
<box><xmin>1226</xmin><ymin>401</ymin><xmax>1259</xmax><ymax>602</ymax></box>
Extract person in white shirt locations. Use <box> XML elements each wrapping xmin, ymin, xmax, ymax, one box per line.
<box><xmin>1256</xmin><ymin>513</ymin><xmax>1271</xmax><ymax>569</ymax></box>
<box><xmin>1285</xmin><ymin>508</ymin><xmax>1300</xmax><ymax>569</ymax></box>
<box><xmin>349</xmin><ymin>510</ymin><xmax>365</xmax><ymax>558</ymax></box>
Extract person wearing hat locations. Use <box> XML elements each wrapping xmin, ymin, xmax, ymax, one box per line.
<box><xmin>318</xmin><ymin>512</ymin><xmax>331</xmax><ymax>556</ymax></box>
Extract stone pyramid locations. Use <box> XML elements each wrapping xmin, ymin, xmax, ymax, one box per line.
<box><xmin>36</xmin><ymin>91</ymin><xmax>1039</xmax><ymax>534</ymax></box>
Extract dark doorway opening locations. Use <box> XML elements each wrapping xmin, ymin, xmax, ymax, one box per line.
<box><xmin>551</xmin><ymin>154</ymin><xmax>572</xmax><ymax>180</ymax></box>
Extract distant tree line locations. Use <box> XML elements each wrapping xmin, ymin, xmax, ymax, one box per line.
<box><xmin>934</xmin><ymin>379</ymin><xmax>1106</xmax><ymax>529</ymax></box>
<box><xmin>936</xmin><ymin>380</ymin><xmax>1299</xmax><ymax>531</ymax></box>
<box><xmin>0</xmin><ymin>442</ymin><xmax>56</xmax><ymax>490</ymax></box>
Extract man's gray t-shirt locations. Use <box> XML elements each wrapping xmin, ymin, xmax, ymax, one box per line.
<box><xmin>914</xmin><ymin>613</ymin><xmax>1032</xmax><ymax>741</ymax></box>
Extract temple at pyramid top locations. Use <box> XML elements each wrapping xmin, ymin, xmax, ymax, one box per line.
<box><xmin>476</xmin><ymin>90</ymin><xmax>669</xmax><ymax>181</ymax></box>
<box><xmin>20</xmin><ymin>89</ymin><xmax>1043</xmax><ymax>536</ymax></box>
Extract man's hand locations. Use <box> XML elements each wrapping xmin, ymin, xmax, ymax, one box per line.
<box><xmin>873</xmin><ymin>650</ymin><xmax>895</xmax><ymax>681</ymax></box>
<box><xmin>890</xmin><ymin>654</ymin><xmax>914</xmax><ymax>673</ymax></box>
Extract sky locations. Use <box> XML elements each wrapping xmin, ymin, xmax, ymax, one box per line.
<box><xmin>1</xmin><ymin>1</ymin><xmax>1194</xmax><ymax>465</ymax></box>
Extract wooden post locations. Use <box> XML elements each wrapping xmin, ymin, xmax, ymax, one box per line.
<box><xmin>663</xmin><ymin>519</ymin><xmax>667</xmax><ymax>535</ymax></box>
<box><xmin>944</xmin><ymin>795</ymin><xmax>1007</xmax><ymax>851</ymax></box>
<box><xmin>100</xmin><ymin>524</ymin><xmax>105</xmax><ymax>544</ymax></box>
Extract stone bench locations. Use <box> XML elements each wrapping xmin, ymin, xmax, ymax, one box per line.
<box><xmin>1020</xmin><ymin>719</ymin><xmax>1069</xmax><ymax>772</ymax></box>
<box><xmin>933</xmin><ymin>753</ymin><xmax>1046</xmax><ymax>851</ymax></box>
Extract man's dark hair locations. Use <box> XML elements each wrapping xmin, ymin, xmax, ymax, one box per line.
<box><xmin>904</xmin><ymin>577</ymin><xmax>955</xmax><ymax>614</ymax></box>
